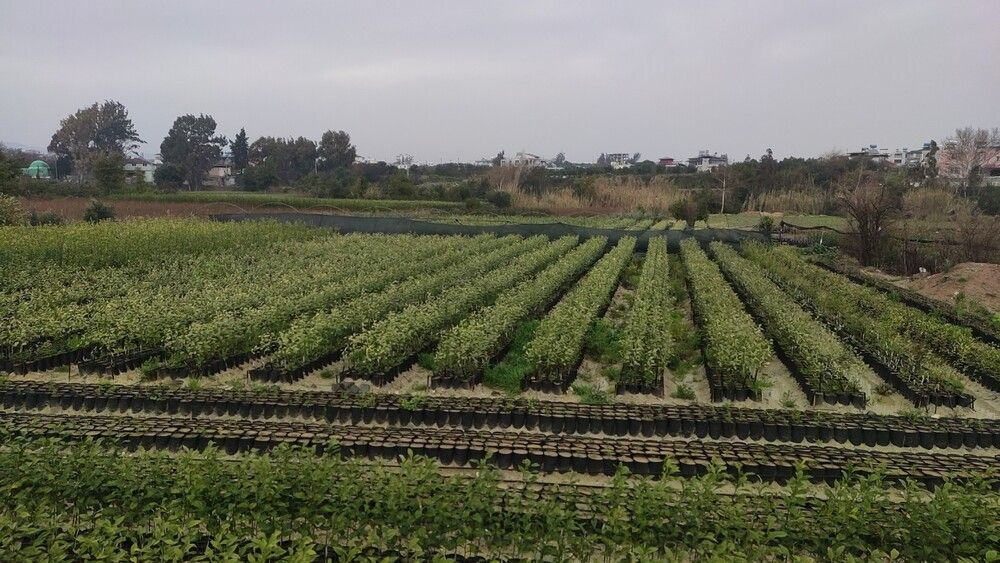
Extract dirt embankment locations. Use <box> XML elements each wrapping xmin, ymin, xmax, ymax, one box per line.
<box><xmin>896</xmin><ymin>262</ymin><xmax>1000</xmax><ymax>313</ymax></box>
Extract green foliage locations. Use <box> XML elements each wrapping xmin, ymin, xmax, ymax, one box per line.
<box><xmin>83</xmin><ymin>199</ymin><xmax>116</xmax><ymax>223</ymax></box>
<box><xmin>434</xmin><ymin>237</ymin><xmax>604</xmax><ymax>381</ymax></box>
<box><xmin>680</xmin><ymin>239</ymin><xmax>772</xmax><ymax>391</ymax></box>
<box><xmin>482</xmin><ymin>320</ymin><xmax>539</xmax><ymax>394</ymax></box>
<box><xmin>669</xmin><ymin>198</ymin><xmax>709</xmax><ymax>228</ymax></box>
<box><xmin>0</xmin><ymin>194</ymin><xmax>24</xmax><ymax>226</ymax></box>
<box><xmin>619</xmin><ymin>237</ymin><xmax>672</xmax><ymax>386</ymax></box>
<box><xmin>317</xmin><ymin>130</ymin><xmax>356</xmax><ymax>170</ymax></box>
<box><xmin>91</xmin><ymin>152</ymin><xmax>125</xmax><ymax>194</ymax></box>
<box><xmin>671</xmin><ymin>383</ymin><xmax>696</xmax><ymax>400</ymax></box>
<box><xmin>152</xmin><ymin>162</ymin><xmax>186</xmax><ymax>190</ymax></box>
<box><xmin>485</xmin><ymin>190</ymin><xmax>512</xmax><ymax>209</ymax></box>
<box><xmin>344</xmin><ymin>236</ymin><xmax>569</xmax><ymax>378</ymax></box>
<box><xmin>2</xmin><ymin>439</ymin><xmax>998</xmax><ymax>560</ymax></box>
<box><xmin>525</xmin><ymin>238</ymin><xmax>636</xmax><ymax>382</ymax></box>
<box><xmin>710</xmin><ymin>242</ymin><xmax>867</xmax><ymax>396</ymax></box>
<box><xmin>159</xmin><ymin>113</ymin><xmax>227</xmax><ymax>189</ymax></box>
<box><xmin>583</xmin><ymin>318</ymin><xmax>622</xmax><ymax>364</ymax></box>
<box><xmin>571</xmin><ymin>382</ymin><xmax>612</xmax><ymax>404</ymax></box>
<box><xmin>743</xmin><ymin>243</ymin><xmax>982</xmax><ymax>398</ymax></box>
<box><xmin>756</xmin><ymin>215</ymin><xmax>775</xmax><ymax>237</ymax></box>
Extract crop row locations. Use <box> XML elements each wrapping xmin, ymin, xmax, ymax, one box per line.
<box><xmin>523</xmin><ymin>237</ymin><xmax>636</xmax><ymax>387</ymax></box>
<box><xmin>709</xmin><ymin>242</ymin><xmax>869</xmax><ymax>406</ymax></box>
<box><xmin>618</xmin><ymin>236</ymin><xmax>672</xmax><ymax>392</ymax></box>
<box><xmin>6</xmin><ymin>438</ymin><xmax>997</xmax><ymax>561</ymax></box>
<box><xmin>3</xmin><ymin>232</ymin><xmax>472</xmax><ymax>369</ymax></box>
<box><xmin>3</xmin><ymin>411</ymin><xmax>994</xmax><ymax>485</ymax></box>
<box><xmin>344</xmin><ymin>236</ymin><xmax>580</xmax><ymax>381</ymax></box>
<box><xmin>742</xmin><ymin>243</ymin><xmax>984</xmax><ymax>407</ymax></box>
<box><xmin>432</xmin><ymin>237</ymin><xmax>608</xmax><ymax>383</ymax></box>
<box><xmin>158</xmin><ymin>234</ymin><xmax>480</xmax><ymax>374</ymax></box>
<box><xmin>5</xmin><ymin>380</ymin><xmax>999</xmax><ymax>449</ymax></box>
<box><xmin>252</xmin><ymin>235</ymin><xmax>552</xmax><ymax>381</ymax></box>
<box><xmin>680</xmin><ymin>239</ymin><xmax>772</xmax><ymax>401</ymax></box>
<box><xmin>811</xmin><ymin>257</ymin><xmax>1000</xmax><ymax>345</ymax></box>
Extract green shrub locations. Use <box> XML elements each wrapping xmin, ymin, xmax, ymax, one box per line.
<box><xmin>83</xmin><ymin>199</ymin><xmax>116</xmax><ymax>223</ymax></box>
<box><xmin>28</xmin><ymin>209</ymin><xmax>65</xmax><ymax>226</ymax></box>
<box><xmin>0</xmin><ymin>194</ymin><xmax>24</xmax><ymax>225</ymax></box>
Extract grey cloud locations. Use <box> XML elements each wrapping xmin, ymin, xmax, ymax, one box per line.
<box><xmin>1</xmin><ymin>0</ymin><xmax>997</xmax><ymax>163</ymax></box>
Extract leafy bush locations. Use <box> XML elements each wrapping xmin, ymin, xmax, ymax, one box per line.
<box><xmin>28</xmin><ymin>210</ymin><xmax>65</xmax><ymax>226</ymax></box>
<box><xmin>669</xmin><ymin>198</ymin><xmax>709</xmax><ymax>229</ymax></box>
<box><xmin>485</xmin><ymin>190</ymin><xmax>513</xmax><ymax>209</ymax></box>
<box><xmin>83</xmin><ymin>199</ymin><xmax>116</xmax><ymax>223</ymax></box>
<box><xmin>0</xmin><ymin>194</ymin><xmax>24</xmax><ymax>226</ymax></box>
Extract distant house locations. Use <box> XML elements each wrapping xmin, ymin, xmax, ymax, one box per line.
<box><xmin>501</xmin><ymin>152</ymin><xmax>543</xmax><ymax>168</ymax></box>
<box><xmin>206</xmin><ymin>156</ymin><xmax>236</xmax><ymax>188</ymax></box>
<box><xmin>985</xmin><ymin>147</ymin><xmax>1000</xmax><ymax>187</ymax></box>
<box><xmin>123</xmin><ymin>158</ymin><xmax>158</xmax><ymax>183</ymax></box>
<box><xmin>847</xmin><ymin>145</ymin><xmax>890</xmax><ymax>163</ymax></box>
<box><xmin>890</xmin><ymin>146</ymin><xmax>927</xmax><ymax>167</ymax></box>
<box><xmin>21</xmin><ymin>160</ymin><xmax>51</xmax><ymax>179</ymax></box>
<box><xmin>938</xmin><ymin>143</ymin><xmax>1000</xmax><ymax>187</ymax></box>
<box><xmin>687</xmin><ymin>150</ymin><xmax>728</xmax><ymax>172</ymax></box>
<box><xmin>606</xmin><ymin>153</ymin><xmax>632</xmax><ymax>169</ymax></box>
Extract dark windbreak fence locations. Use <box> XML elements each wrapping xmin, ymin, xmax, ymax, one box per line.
<box><xmin>210</xmin><ymin>212</ymin><xmax>771</xmax><ymax>251</ymax></box>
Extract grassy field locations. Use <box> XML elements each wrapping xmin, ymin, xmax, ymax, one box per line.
<box><xmin>112</xmin><ymin>190</ymin><xmax>465</xmax><ymax>211</ymax></box>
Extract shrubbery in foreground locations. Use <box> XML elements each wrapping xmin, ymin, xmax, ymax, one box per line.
<box><xmin>0</xmin><ymin>437</ymin><xmax>998</xmax><ymax>561</ymax></box>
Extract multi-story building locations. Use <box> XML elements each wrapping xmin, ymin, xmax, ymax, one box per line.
<box><xmin>501</xmin><ymin>151</ymin><xmax>543</xmax><ymax>168</ymax></box>
<box><xmin>687</xmin><ymin>150</ymin><xmax>728</xmax><ymax>172</ymax></box>
<box><xmin>606</xmin><ymin>153</ymin><xmax>632</xmax><ymax>169</ymax></box>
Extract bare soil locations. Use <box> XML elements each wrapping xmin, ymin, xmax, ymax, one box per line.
<box><xmin>867</xmin><ymin>262</ymin><xmax>1000</xmax><ymax>313</ymax></box>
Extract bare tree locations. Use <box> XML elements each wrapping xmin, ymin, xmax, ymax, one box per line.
<box><xmin>837</xmin><ymin>169</ymin><xmax>897</xmax><ymax>266</ymax></box>
<box><xmin>941</xmin><ymin>127</ymin><xmax>1000</xmax><ymax>196</ymax></box>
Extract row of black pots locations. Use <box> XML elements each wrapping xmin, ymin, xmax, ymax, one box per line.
<box><xmin>78</xmin><ymin>349</ymin><xmax>161</xmax><ymax>376</ymax></box>
<box><xmin>3</xmin><ymin>387</ymin><xmax>999</xmax><ymax>450</ymax></box>
<box><xmin>16</xmin><ymin>424</ymin><xmax>968</xmax><ymax>487</ymax></box>
<box><xmin>708</xmin><ymin>383</ymin><xmax>760</xmax><ymax>403</ymax></box>
<box><xmin>429</xmin><ymin>374</ymin><xmax>479</xmax><ymax>390</ymax></box>
<box><xmin>249</xmin><ymin>351</ymin><xmax>340</xmax><ymax>384</ymax></box>
<box><xmin>522</xmin><ymin>376</ymin><xmax>572</xmax><ymax>394</ymax></box>
<box><xmin>9</xmin><ymin>348</ymin><xmax>89</xmax><ymax>374</ymax></box>
<box><xmin>614</xmin><ymin>380</ymin><xmax>664</xmax><ymax>397</ymax></box>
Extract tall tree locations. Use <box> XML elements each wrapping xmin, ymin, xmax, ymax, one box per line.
<box><xmin>47</xmin><ymin>100</ymin><xmax>143</xmax><ymax>183</ymax></box>
<box><xmin>317</xmin><ymin>130</ymin><xmax>356</xmax><ymax>171</ymax></box>
<box><xmin>231</xmin><ymin>128</ymin><xmax>249</xmax><ymax>173</ymax></box>
<box><xmin>942</xmin><ymin>127</ymin><xmax>999</xmax><ymax>196</ymax></box>
<box><xmin>758</xmin><ymin>148</ymin><xmax>777</xmax><ymax>193</ymax></box>
<box><xmin>159</xmin><ymin>114</ymin><xmax>227</xmax><ymax>190</ymax></box>
<box><xmin>248</xmin><ymin>136</ymin><xmax>316</xmax><ymax>184</ymax></box>
<box><xmin>552</xmin><ymin>152</ymin><xmax>566</xmax><ymax>166</ymax></box>
<box><xmin>491</xmin><ymin>151</ymin><xmax>505</xmax><ymax>167</ymax></box>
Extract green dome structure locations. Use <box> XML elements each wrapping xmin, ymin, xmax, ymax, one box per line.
<box><xmin>22</xmin><ymin>160</ymin><xmax>52</xmax><ymax>179</ymax></box>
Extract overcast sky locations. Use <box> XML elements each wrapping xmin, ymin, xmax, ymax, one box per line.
<box><xmin>1</xmin><ymin>1</ymin><xmax>997</xmax><ymax>163</ymax></box>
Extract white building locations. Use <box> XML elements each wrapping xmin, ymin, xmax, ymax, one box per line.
<box><xmin>123</xmin><ymin>158</ymin><xmax>158</xmax><ymax>183</ymax></box>
<box><xmin>501</xmin><ymin>151</ymin><xmax>544</xmax><ymax>168</ymax></box>
<box><xmin>607</xmin><ymin>153</ymin><xmax>632</xmax><ymax>169</ymax></box>
<box><xmin>687</xmin><ymin>150</ymin><xmax>729</xmax><ymax>172</ymax></box>
<box><xmin>206</xmin><ymin>157</ymin><xmax>236</xmax><ymax>188</ymax></box>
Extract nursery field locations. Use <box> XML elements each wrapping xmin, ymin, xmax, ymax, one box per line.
<box><xmin>2</xmin><ymin>217</ymin><xmax>999</xmax><ymax>559</ymax></box>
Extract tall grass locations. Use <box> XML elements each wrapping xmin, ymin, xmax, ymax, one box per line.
<box><xmin>503</xmin><ymin>176</ymin><xmax>682</xmax><ymax>215</ymax></box>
